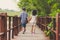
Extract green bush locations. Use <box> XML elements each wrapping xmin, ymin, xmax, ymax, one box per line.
<box><xmin>44</xmin><ymin>21</ymin><xmax>53</xmax><ymax>36</ymax></box>
<box><xmin>47</xmin><ymin>21</ymin><xmax>53</xmax><ymax>29</ymax></box>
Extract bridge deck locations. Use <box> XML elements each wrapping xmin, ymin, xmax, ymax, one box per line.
<box><xmin>12</xmin><ymin>23</ymin><xmax>50</xmax><ymax>40</ymax></box>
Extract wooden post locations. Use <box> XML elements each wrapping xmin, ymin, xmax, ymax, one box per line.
<box><xmin>52</xmin><ymin>18</ymin><xmax>56</xmax><ymax>40</ymax></box>
<box><xmin>0</xmin><ymin>13</ymin><xmax>7</xmax><ymax>40</ymax></box>
<box><xmin>0</xmin><ymin>14</ymin><xmax>3</xmax><ymax>40</ymax></box>
<box><xmin>9</xmin><ymin>17</ymin><xmax>11</xmax><ymax>40</ymax></box>
<box><xmin>13</xmin><ymin>16</ymin><xmax>18</xmax><ymax>36</ymax></box>
<box><xmin>56</xmin><ymin>13</ymin><xmax>60</xmax><ymax>40</ymax></box>
<box><xmin>3</xmin><ymin>13</ymin><xmax>7</xmax><ymax>40</ymax></box>
<box><xmin>18</xmin><ymin>17</ymin><xmax>21</xmax><ymax>32</ymax></box>
<box><xmin>12</xmin><ymin>17</ymin><xmax>14</xmax><ymax>38</ymax></box>
<box><xmin>45</xmin><ymin>17</ymin><xmax>47</xmax><ymax>30</ymax></box>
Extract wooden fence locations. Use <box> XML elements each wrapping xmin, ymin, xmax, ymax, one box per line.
<box><xmin>0</xmin><ymin>13</ymin><xmax>60</xmax><ymax>40</ymax></box>
<box><xmin>0</xmin><ymin>13</ymin><xmax>21</xmax><ymax>40</ymax></box>
<box><xmin>37</xmin><ymin>13</ymin><xmax>60</xmax><ymax>40</ymax></box>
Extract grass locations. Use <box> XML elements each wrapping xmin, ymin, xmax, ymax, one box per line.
<box><xmin>0</xmin><ymin>9</ymin><xmax>20</xmax><ymax>16</ymax></box>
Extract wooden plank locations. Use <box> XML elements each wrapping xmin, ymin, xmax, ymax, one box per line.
<box><xmin>0</xmin><ymin>13</ymin><xmax>7</xmax><ymax>40</ymax></box>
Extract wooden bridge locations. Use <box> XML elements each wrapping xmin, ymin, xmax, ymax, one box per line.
<box><xmin>0</xmin><ymin>13</ymin><xmax>60</xmax><ymax>40</ymax></box>
<box><xmin>12</xmin><ymin>23</ymin><xmax>49</xmax><ymax>40</ymax></box>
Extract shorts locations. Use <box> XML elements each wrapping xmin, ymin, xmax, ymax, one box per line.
<box><xmin>32</xmin><ymin>22</ymin><xmax>36</xmax><ymax>26</ymax></box>
<box><xmin>29</xmin><ymin>19</ymin><xmax>36</xmax><ymax>26</ymax></box>
<box><xmin>30</xmin><ymin>21</ymin><xmax>36</xmax><ymax>26</ymax></box>
<box><xmin>21</xmin><ymin>23</ymin><xmax>26</xmax><ymax>28</ymax></box>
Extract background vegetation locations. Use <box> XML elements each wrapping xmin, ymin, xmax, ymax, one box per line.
<box><xmin>17</xmin><ymin>0</ymin><xmax>60</xmax><ymax>17</ymax></box>
<box><xmin>0</xmin><ymin>8</ymin><xmax>20</xmax><ymax>16</ymax></box>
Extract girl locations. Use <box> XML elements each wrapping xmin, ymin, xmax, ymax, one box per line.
<box><xmin>29</xmin><ymin>10</ymin><xmax>37</xmax><ymax>34</ymax></box>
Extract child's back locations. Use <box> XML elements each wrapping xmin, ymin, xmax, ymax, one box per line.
<box><xmin>30</xmin><ymin>15</ymin><xmax>37</xmax><ymax>24</ymax></box>
<box><xmin>30</xmin><ymin>10</ymin><xmax>37</xmax><ymax>34</ymax></box>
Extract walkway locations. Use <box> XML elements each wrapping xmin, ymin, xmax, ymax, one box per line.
<box><xmin>12</xmin><ymin>23</ymin><xmax>50</xmax><ymax>40</ymax></box>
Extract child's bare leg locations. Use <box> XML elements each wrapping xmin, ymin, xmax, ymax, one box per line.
<box><xmin>23</xmin><ymin>27</ymin><xmax>26</xmax><ymax>34</ymax></box>
<box><xmin>24</xmin><ymin>27</ymin><xmax>26</xmax><ymax>32</ymax></box>
<box><xmin>31</xmin><ymin>25</ymin><xmax>35</xmax><ymax>33</ymax></box>
<box><xmin>31</xmin><ymin>25</ymin><xmax>33</xmax><ymax>33</ymax></box>
<box><xmin>33</xmin><ymin>26</ymin><xmax>36</xmax><ymax>33</ymax></box>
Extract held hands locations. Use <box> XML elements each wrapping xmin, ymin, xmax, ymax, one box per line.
<box><xmin>27</xmin><ymin>16</ymin><xmax>32</xmax><ymax>23</ymax></box>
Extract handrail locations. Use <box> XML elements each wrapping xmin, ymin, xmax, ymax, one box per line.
<box><xmin>0</xmin><ymin>32</ymin><xmax>4</xmax><ymax>36</ymax></box>
<box><xmin>37</xmin><ymin>16</ymin><xmax>56</xmax><ymax>40</ymax></box>
<box><xmin>0</xmin><ymin>13</ymin><xmax>21</xmax><ymax>40</ymax></box>
<box><xmin>7</xmin><ymin>24</ymin><xmax>20</xmax><ymax>32</ymax></box>
<box><xmin>39</xmin><ymin>23</ymin><xmax>48</xmax><ymax>27</ymax></box>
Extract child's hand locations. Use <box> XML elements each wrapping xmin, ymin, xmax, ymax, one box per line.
<box><xmin>27</xmin><ymin>16</ymin><xmax>32</xmax><ymax>22</ymax></box>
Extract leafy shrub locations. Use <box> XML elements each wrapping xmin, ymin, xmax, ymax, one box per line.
<box><xmin>44</xmin><ymin>21</ymin><xmax>53</xmax><ymax>36</ymax></box>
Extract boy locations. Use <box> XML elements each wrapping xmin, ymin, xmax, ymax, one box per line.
<box><xmin>20</xmin><ymin>7</ymin><xmax>28</xmax><ymax>34</ymax></box>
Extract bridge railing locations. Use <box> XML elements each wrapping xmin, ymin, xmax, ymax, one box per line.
<box><xmin>0</xmin><ymin>13</ymin><xmax>21</xmax><ymax>40</ymax></box>
<box><xmin>37</xmin><ymin>13</ymin><xmax>60</xmax><ymax>40</ymax></box>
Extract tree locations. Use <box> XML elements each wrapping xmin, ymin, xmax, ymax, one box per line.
<box><xmin>17</xmin><ymin>0</ymin><xmax>60</xmax><ymax>17</ymax></box>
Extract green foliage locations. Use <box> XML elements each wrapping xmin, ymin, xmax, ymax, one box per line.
<box><xmin>17</xmin><ymin>0</ymin><xmax>60</xmax><ymax>17</ymax></box>
<box><xmin>44</xmin><ymin>21</ymin><xmax>53</xmax><ymax>36</ymax></box>
<box><xmin>49</xmin><ymin>9</ymin><xmax>60</xmax><ymax>17</ymax></box>
<box><xmin>47</xmin><ymin>21</ymin><xmax>53</xmax><ymax>28</ymax></box>
<box><xmin>44</xmin><ymin>30</ymin><xmax>51</xmax><ymax>36</ymax></box>
<box><xmin>17</xmin><ymin>0</ymin><xmax>49</xmax><ymax>16</ymax></box>
<box><xmin>49</xmin><ymin>0</ymin><xmax>60</xmax><ymax>17</ymax></box>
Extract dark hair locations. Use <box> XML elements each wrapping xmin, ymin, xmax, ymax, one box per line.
<box><xmin>22</xmin><ymin>7</ymin><xmax>26</xmax><ymax>11</ymax></box>
<box><xmin>32</xmin><ymin>10</ymin><xmax>37</xmax><ymax>16</ymax></box>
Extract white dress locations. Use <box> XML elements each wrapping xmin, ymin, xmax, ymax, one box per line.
<box><xmin>30</xmin><ymin>15</ymin><xmax>37</xmax><ymax>25</ymax></box>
